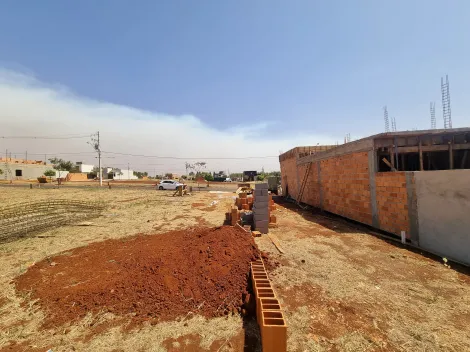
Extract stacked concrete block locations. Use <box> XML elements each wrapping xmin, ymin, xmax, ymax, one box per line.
<box><xmin>253</xmin><ymin>183</ymin><xmax>269</xmax><ymax>233</ymax></box>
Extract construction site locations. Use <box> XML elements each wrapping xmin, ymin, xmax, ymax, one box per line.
<box><xmin>0</xmin><ymin>125</ymin><xmax>469</xmax><ymax>352</ymax></box>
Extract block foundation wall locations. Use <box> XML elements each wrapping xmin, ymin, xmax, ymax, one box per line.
<box><xmin>280</xmin><ymin>151</ymin><xmax>412</xmax><ymax>237</ymax></box>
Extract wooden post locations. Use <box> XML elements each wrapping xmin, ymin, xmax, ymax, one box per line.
<box><xmin>449</xmin><ymin>141</ymin><xmax>454</xmax><ymax>169</ymax></box>
<box><xmin>418</xmin><ymin>139</ymin><xmax>423</xmax><ymax>171</ymax></box>
<box><xmin>389</xmin><ymin>146</ymin><xmax>395</xmax><ymax>169</ymax></box>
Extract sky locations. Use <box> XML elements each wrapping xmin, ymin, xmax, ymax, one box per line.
<box><xmin>0</xmin><ymin>1</ymin><xmax>469</xmax><ymax>175</ymax></box>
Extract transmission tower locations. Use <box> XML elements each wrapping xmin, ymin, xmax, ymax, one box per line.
<box><xmin>441</xmin><ymin>75</ymin><xmax>452</xmax><ymax>129</ymax></box>
<box><xmin>430</xmin><ymin>102</ymin><xmax>436</xmax><ymax>129</ymax></box>
<box><xmin>344</xmin><ymin>133</ymin><xmax>351</xmax><ymax>143</ymax></box>
<box><xmin>391</xmin><ymin>117</ymin><xmax>397</xmax><ymax>132</ymax></box>
<box><xmin>384</xmin><ymin>106</ymin><xmax>390</xmax><ymax>132</ymax></box>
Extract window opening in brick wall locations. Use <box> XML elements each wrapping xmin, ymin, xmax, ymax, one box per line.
<box><xmin>377</xmin><ymin>150</ymin><xmax>469</xmax><ymax>172</ymax></box>
<box><xmin>15</xmin><ymin>169</ymin><xmax>22</xmax><ymax>177</ymax></box>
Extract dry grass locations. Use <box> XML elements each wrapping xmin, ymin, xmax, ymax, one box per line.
<box><xmin>0</xmin><ymin>187</ymin><xmax>241</xmax><ymax>352</ymax></box>
<box><xmin>256</xmin><ymin>201</ymin><xmax>470</xmax><ymax>351</ymax></box>
<box><xmin>1</xmin><ymin>188</ymin><xmax>469</xmax><ymax>351</ymax></box>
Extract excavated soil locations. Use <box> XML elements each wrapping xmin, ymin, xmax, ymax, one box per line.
<box><xmin>15</xmin><ymin>226</ymin><xmax>259</xmax><ymax>328</ymax></box>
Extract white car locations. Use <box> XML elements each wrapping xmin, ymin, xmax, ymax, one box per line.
<box><xmin>157</xmin><ymin>180</ymin><xmax>182</xmax><ymax>190</ymax></box>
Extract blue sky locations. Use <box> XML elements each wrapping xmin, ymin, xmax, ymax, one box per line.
<box><xmin>0</xmin><ymin>1</ymin><xmax>469</xmax><ymax>173</ymax></box>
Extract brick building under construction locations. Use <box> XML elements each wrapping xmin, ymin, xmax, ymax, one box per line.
<box><xmin>279</xmin><ymin>128</ymin><xmax>470</xmax><ymax>265</ymax></box>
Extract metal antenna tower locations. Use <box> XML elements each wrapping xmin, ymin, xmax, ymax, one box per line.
<box><xmin>384</xmin><ymin>106</ymin><xmax>390</xmax><ymax>132</ymax></box>
<box><xmin>441</xmin><ymin>75</ymin><xmax>452</xmax><ymax>129</ymax></box>
<box><xmin>391</xmin><ymin>117</ymin><xmax>397</xmax><ymax>132</ymax></box>
<box><xmin>344</xmin><ymin>133</ymin><xmax>351</xmax><ymax>143</ymax></box>
<box><xmin>430</xmin><ymin>102</ymin><xmax>436</xmax><ymax>129</ymax></box>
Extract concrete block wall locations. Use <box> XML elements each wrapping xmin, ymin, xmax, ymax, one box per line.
<box><xmin>375</xmin><ymin>172</ymin><xmax>410</xmax><ymax>237</ymax></box>
<box><xmin>321</xmin><ymin>152</ymin><xmax>372</xmax><ymax>225</ymax></box>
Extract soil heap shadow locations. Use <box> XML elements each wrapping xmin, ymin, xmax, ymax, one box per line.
<box><xmin>15</xmin><ymin>226</ymin><xmax>259</xmax><ymax>328</ymax></box>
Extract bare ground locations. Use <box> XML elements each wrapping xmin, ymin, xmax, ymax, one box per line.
<box><xmin>0</xmin><ymin>187</ymin><xmax>469</xmax><ymax>351</ymax></box>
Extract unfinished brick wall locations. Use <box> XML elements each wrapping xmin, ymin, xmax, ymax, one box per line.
<box><xmin>280</xmin><ymin>156</ymin><xmax>299</xmax><ymax>199</ymax></box>
<box><xmin>66</xmin><ymin>173</ymin><xmax>89</xmax><ymax>181</ymax></box>
<box><xmin>297</xmin><ymin>162</ymin><xmax>321</xmax><ymax>208</ymax></box>
<box><xmin>320</xmin><ymin>152</ymin><xmax>372</xmax><ymax>225</ymax></box>
<box><xmin>376</xmin><ymin>172</ymin><xmax>409</xmax><ymax>237</ymax></box>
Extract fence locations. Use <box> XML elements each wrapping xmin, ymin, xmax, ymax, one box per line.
<box><xmin>0</xmin><ymin>200</ymin><xmax>106</xmax><ymax>243</ymax></box>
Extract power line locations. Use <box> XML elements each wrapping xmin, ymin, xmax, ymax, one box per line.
<box><xmin>5</xmin><ymin>151</ymin><xmax>95</xmax><ymax>156</ymax></box>
<box><xmin>0</xmin><ymin>134</ymin><xmax>92</xmax><ymax>140</ymax></box>
<box><xmin>101</xmin><ymin>151</ymin><xmax>279</xmax><ymax>160</ymax></box>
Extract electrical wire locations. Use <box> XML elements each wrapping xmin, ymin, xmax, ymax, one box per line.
<box><xmin>1</xmin><ymin>134</ymin><xmax>93</xmax><ymax>140</ymax></box>
<box><xmin>101</xmin><ymin>151</ymin><xmax>278</xmax><ymax>160</ymax></box>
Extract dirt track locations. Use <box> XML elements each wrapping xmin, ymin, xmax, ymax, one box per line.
<box><xmin>0</xmin><ymin>187</ymin><xmax>469</xmax><ymax>351</ymax></box>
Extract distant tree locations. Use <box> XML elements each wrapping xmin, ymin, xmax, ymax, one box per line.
<box><xmin>230</xmin><ymin>172</ymin><xmax>243</xmax><ymax>180</ymax></box>
<box><xmin>185</xmin><ymin>162</ymin><xmax>207</xmax><ymax>177</ymax></box>
<box><xmin>48</xmin><ymin>158</ymin><xmax>74</xmax><ymax>172</ymax></box>
<box><xmin>164</xmin><ymin>173</ymin><xmax>173</xmax><ymax>179</ymax></box>
<box><xmin>188</xmin><ymin>171</ymin><xmax>195</xmax><ymax>177</ymax></box>
<box><xmin>267</xmin><ymin>171</ymin><xmax>281</xmax><ymax>177</ymax></box>
<box><xmin>181</xmin><ymin>175</ymin><xmax>187</xmax><ymax>180</ymax></box>
<box><xmin>49</xmin><ymin>158</ymin><xmax>74</xmax><ymax>181</ymax></box>
<box><xmin>204</xmin><ymin>173</ymin><xmax>214</xmax><ymax>182</ymax></box>
<box><xmin>44</xmin><ymin>169</ymin><xmax>56</xmax><ymax>182</ymax></box>
<box><xmin>257</xmin><ymin>174</ymin><xmax>265</xmax><ymax>181</ymax></box>
<box><xmin>133</xmin><ymin>171</ymin><xmax>148</xmax><ymax>179</ymax></box>
<box><xmin>0</xmin><ymin>169</ymin><xmax>3</xmax><ymax>176</ymax></box>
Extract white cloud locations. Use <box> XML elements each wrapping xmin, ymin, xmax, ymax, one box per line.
<box><xmin>0</xmin><ymin>69</ymin><xmax>338</xmax><ymax>175</ymax></box>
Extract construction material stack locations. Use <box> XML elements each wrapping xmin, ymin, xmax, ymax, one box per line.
<box><xmin>251</xmin><ymin>258</ymin><xmax>287</xmax><ymax>352</ymax></box>
<box><xmin>253</xmin><ymin>183</ymin><xmax>269</xmax><ymax>234</ymax></box>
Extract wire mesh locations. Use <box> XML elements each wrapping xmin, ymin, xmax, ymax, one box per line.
<box><xmin>0</xmin><ymin>200</ymin><xmax>106</xmax><ymax>243</ymax></box>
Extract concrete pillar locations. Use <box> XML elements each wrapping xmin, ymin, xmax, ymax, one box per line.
<box><xmin>406</xmin><ymin>172</ymin><xmax>420</xmax><ymax>245</ymax></box>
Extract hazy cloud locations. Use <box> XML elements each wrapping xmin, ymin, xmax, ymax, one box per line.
<box><xmin>0</xmin><ymin>69</ymin><xmax>338</xmax><ymax>174</ymax></box>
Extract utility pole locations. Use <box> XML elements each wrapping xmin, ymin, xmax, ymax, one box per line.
<box><xmin>98</xmin><ymin>132</ymin><xmax>102</xmax><ymax>186</ymax></box>
<box><xmin>128</xmin><ymin>162</ymin><xmax>130</xmax><ymax>180</ymax></box>
<box><xmin>89</xmin><ymin>132</ymin><xmax>102</xmax><ymax>186</ymax></box>
<box><xmin>25</xmin><ymin>151</ymin><xmax>27</xmax><ymax>162</ymax></box>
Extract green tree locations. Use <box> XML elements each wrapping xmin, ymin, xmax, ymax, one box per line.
<box><xmin>204</xmin><ymin>173</ymin><xmax>214</xmax><ymax>182</ymax></box>
<box><xmin>133</xmin><ymin>171</ymin><xmax>148</xmax><ymax>179</ymax></box>
<box><xmin>44</xmin><ymin>169</ymin><xmax>56</xmax><ymax>182</ymax></box>
<box><xmin>257</xmin><ymin>174</ymin><xmax>265</xmax><ymax>181</ymax></box>
<box><xmin>49</xmin><ymin>158</ymin><xmax>74</xmax><ymax>179</ymax></box>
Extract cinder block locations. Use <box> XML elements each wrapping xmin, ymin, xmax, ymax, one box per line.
<box><xmin>270</xmin><ymin>215</ymin><xmax>276</xmax><ymax>223</ymax></box>
<box><xmin>254</xmin><ymin>190</ymin><xmax>263</xmax><ymax>197</ymax></box>
<box><xmin>255</xmin><ymin>219</ymin><xmax>269</xmax><ymax>227</ymax></box>
<box><xmin>254</xmin><ymin>201</ymin><xmax>269</xmax><ymax>209</ymax></box>
<box><xmin>239</xmin><ymin>192</ymin><xmax>247</xmax><ymax>199</ymax></box>
<box><xmin>240</xmin><ymin>198</ymin><xmax>247</xmax><ymax>205</ymax></box>
<box><xmin>261</xmin><ymin>189</ymin><xmax>269</xmax><ymax>196</ymax></box>
<box><xmin>242</xmin><ymin>204</ymin><xmax>249</xmax><ymax>210</ymax></box>
<box><xmin>255</xmin><ymin>183</ymin><xmax>268</xmax><ymax>190</ymax></box>
<box><xmin>254</xmin><ymin>195</ymin><xmax>268</xmax><ymax>203</ymax></box>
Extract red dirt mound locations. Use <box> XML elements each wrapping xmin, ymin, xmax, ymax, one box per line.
<box><xmin>15</xmin><ymin>226</ymin><xmax>259</xmax><ymax>328</ymax></box>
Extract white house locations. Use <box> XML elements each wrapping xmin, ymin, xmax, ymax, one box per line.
<box><xmin>76</xmin><ymin>162</ymin><xmax>94</xmax><ymax>173</ymax></box>
<box><xmin>108</xmin><ymin>168</ymin><xmax>138</xmax><ymax>180</ymax></box>
<box><xmin>0</xmin><ymin>158</ymin><xmax>68</xmax><ymax>180</ymax></box>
